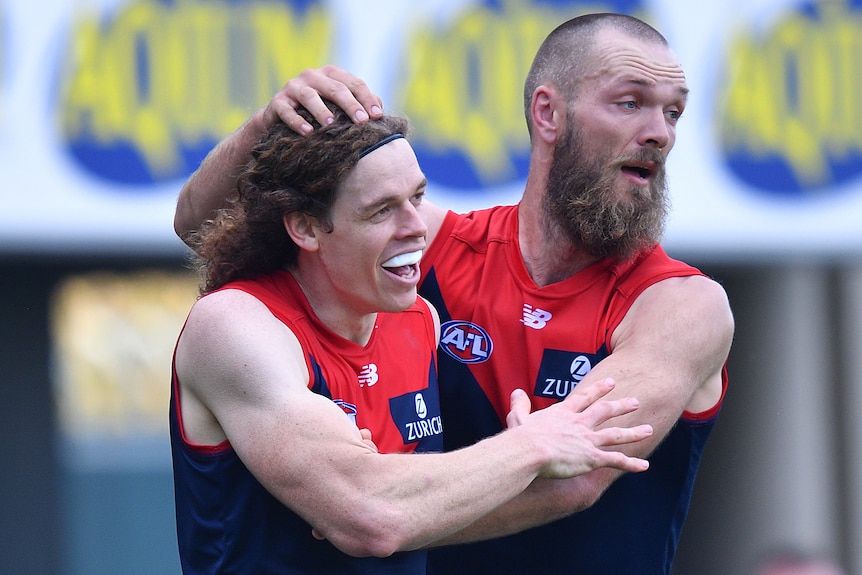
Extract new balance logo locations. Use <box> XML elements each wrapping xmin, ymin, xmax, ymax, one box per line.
<box><xmin>521</xmin><ymin>304</ymin><xmax>552</xmax><ymax>329</ymax></box>
<box><xmin>358</xmin><ymin>363</ymin><xmax>379</xmax><ymax>387</ymax></box>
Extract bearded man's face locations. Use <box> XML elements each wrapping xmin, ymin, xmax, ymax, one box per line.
<box><xmin>544</xmin><ymin>123</ymin><xmax>670</xmax><ymax>261</ymax></box>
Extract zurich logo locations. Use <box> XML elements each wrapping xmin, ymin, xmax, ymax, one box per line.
<box><xmin>415</xmin><ymin>393</ymin><xmax>428</xmax><ymax>419</ymax></box>
<box><xmin>439</xmin><ymin>320</ymin><xmax>493</xmax><ymax>364</ymax></box>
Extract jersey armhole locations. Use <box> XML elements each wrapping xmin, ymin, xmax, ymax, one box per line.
<box><xmin>172</xmin><ymin>332</ymin><xmax>233</xmax><ymax>456</ymax></box>
<box><xmin>681</xmin><ymin>365</ymin><xmax>728</xmax><ymax>423</ymax></box>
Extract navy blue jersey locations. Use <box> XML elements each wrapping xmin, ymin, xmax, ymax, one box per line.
<box><xmin>171</xmin><ymin>271</ymin><xmax>439</xmax><ymax>574</ymax></box>
<box><xmin>170</xmin><ymin>416</ymin><xmax>427</xmax><ymax>574</ymax></box>
<box><xmin>420</xmin><ymin>206</ymin><xmax>726</xmax><ymax>575</ymax></box>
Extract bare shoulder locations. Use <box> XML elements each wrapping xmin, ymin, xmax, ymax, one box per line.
<box><xmin>605</xmin><ymin>275</ymin><xmax>733</xmax><ymax>416</ymax></box>
<box><xmin>178</xmin><ymin>288</ymin><xmax>306</xmax><ymax>391</ymax></box>
<box><xmin>630</xmin><ymin>274</ymin><xmax>732</xmax><ymax>328</ymax></box>
<box><xmin>613</xmin><ymin>274</ymin><xmax>734</xmax><ymax>375</ymax></box>
<box><xmin>179</xmin><ymin>289</ymin><xmax>272</xmax><ymax>358</ymax></box>
<box><xmin>187</xmin><ymin>287</ymin><xmax>270</xmax><ymax>321</ymax></box>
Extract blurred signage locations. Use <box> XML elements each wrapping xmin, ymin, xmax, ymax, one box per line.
<box><xmin>1</xmin><ymin>0</ymin><xmax>862</xmax><ymax>257</ymax></box>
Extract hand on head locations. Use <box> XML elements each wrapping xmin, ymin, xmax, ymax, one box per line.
<box><xmin>263</xmin><ymin>66</ymin><xmax>384</xmax><ymax>135</ymax></box>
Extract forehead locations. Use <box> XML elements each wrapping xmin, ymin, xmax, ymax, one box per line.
<box><xmin>337</xmin><ymin>139</ymin><xmax>424</xmax><ymax>205</ymax></box>
<box><xmin>584</xmin><ymin>28</ymin><xmax>688</xmax><ymax>96</ymax></box>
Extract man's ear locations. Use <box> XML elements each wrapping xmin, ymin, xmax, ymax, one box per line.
<box><xmin>283</xmin><ymin>212</ymin><xmax>320</xmax><ymax>252</ymax></box>
<box><xmin>530</xmin><ymin>85</ymin><xmax>564</xmax><ymax>145</ymax></box>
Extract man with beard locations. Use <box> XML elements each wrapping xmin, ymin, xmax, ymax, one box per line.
<box><xmin>171</xmin><ymin>107</ymin><xmax>653</xmax><ymax>575</ymax></box>
<box><xmin>174</xmin><ymin>12</ymin><xmax>734</xmax><ymax>575</ymax></box>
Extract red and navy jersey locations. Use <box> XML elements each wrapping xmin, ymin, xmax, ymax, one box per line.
<box><xmin>419</xmin><ymin>205</ymin><xmax>727</xmax><ymax>575</ymax></box>
<box><xmin>170</xmin><ymin>270</ymin><xmax>440</xmax><ymax>574</ymax></box>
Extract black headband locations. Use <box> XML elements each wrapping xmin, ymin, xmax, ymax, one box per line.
<box><xmin>358</xmin><ymin>133</ymin><xmax>405</xmax><ymax>159</ymax></box>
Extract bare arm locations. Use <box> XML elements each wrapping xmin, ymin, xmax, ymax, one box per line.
<box><xmin>174</xmin><ymin>66</ymin><xmax>454</xmax><ymax>246</ymax></box>
<box><xmin>173</xmin><ymin>108</ymin><xmax>266</xmax><ymax>241</ymax></box>
<box><xmin>175</xmin><ymin>289</ymin><xmax>653</xmax><ymax>557</ymax></box>
<box><xmin>174</xmin><ymin>66</ymin><xmax>384</xmax><ymax>242</ymax></box>
<box><xmin>431</xmin><ymin>274</ymin><xmax>734</xmax><ymax>545</ymax></box>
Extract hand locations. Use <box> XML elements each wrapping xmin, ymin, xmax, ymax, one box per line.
<box><xmin>359</xmin><ymin>428</ymin><xmax>379</xmax><ymax>453</ymax></box>
<box><xmin>261</xmin><ymin>65</ymin><xmax>384</xmax><ymax>136</ymax></box>
<box><xmin>506</xmin><ymin>378</ymin><xmax>653</xmax><ymax>478</ymax></box>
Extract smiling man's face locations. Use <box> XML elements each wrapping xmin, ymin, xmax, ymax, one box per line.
<box><xmin>313</xmin><ymin>138</ymin><xmax>428</xmax><ymax>315</ymax></box>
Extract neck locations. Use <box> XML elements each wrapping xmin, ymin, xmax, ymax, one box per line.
<box><xmin>289</xmin><ymin>268</ymin><xmax>377</xmax><ymax>346</ymax></box>
<box><xmin>518</xmin><ymin>179</ymin><xmax>599</xmax><ymax>287</ymax></box>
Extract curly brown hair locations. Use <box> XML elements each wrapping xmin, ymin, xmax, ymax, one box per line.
<box><xmin>188</xmin><ymin>103</ymin><xmax>410</xmax><ymax>295</ymax></box>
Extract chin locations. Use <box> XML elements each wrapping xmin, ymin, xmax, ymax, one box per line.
<box><xmin>377</xmin><ymin>290</ymin><xmax>418</xmax><ymax>314</ymax></box>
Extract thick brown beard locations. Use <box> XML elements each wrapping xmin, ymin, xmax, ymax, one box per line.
<box><xmin>544</xmin><ymin>126</ymin><xmax>670</xmax><ymax>261</ymax></box>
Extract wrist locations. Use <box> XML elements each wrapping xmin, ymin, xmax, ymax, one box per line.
<box><xmin>244</xmin><ymin>106</ymin><xmax>271</xmax><ymax>138</ymax></box>
<box><xmin>500</xmin><ymin>426</ymin><xmax>553</xmax><ymax>478</ymax></box>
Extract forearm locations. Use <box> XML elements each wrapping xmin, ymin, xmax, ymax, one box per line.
<box><xmin>310</xmin><ymin>430</ymin><xmax>550</xmax><ymax>556</ymax></box>
<box><xmin>174</xmin><ymin>107</ymin><xmax>269</xmax><ymax>242</ymax></box>
<box><xmin>428</xmin><ymin>468</ymin><xmax>615</xmax><ymax>546</ymax></box>
<box><xmin>337</xmin><ymin>382</ymin><xmax>650</xmax><ymax>553</ymax></box>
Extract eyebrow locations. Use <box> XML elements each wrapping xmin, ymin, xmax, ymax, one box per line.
<box><xmin>358</xmin><ymin>177</ymin><xmax>428</xmax><ymax>217</ymax></box>
<box><xmin>617</xmin><ymin>76</ymin><xmax>690</xmax><ymax>100</ymax></box>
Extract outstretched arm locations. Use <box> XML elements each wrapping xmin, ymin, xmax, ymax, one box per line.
<box><xmin>175</xmin><ymin>289</ymin><xmax>653</xmax><ymax>558</ymax></box>
<box><xmin>174</xmin><ymin>66</ymin><xmax>384</xmax><ymax>242</ymax></box>
<box><xmin>431</xmin><ymin>274</ymin><xmax>734</xmax><ymax>545</ymax></box>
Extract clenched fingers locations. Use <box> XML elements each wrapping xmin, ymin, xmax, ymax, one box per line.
<box><xmin>315</xmin><ymin>64</ymin><xmax>383</xmax><ymax>120</ymax></box>
<box><xmin>268</xmin><ymin>66</ymin><xmax>383</xmax><ymax>136</ymax></box>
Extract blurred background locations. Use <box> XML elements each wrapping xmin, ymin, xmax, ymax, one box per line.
<box><xmin>2</xmin><ymin>0</ymin><xmax>861</xmax><ymax>573</ymax></box>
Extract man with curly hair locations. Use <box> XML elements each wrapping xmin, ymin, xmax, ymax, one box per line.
<box><xmin>169</xmin><ymin>104</ymin><xmax>652</xmax><ymax>574</ymax></box>
<box><xmin>174</xmin><ymin>13</ymin><xmax>734</xmax><ymax>574</ymax></box>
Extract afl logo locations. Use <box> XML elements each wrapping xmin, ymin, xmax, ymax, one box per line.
<box><xmin>439</xmin><ymin>320</ymin><xmax>493</xmax><ymax>364</ymax></box>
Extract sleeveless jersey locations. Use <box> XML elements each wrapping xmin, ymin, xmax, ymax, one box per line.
<box><xmin>419</xmin><ymin>205</ymin><xmax>727</xmax><ymax>575</ymax></box>
<box><xmin>170</xmin><ymin>270</ymin><xmax>442</xmax><ymax>574</ymax></box>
